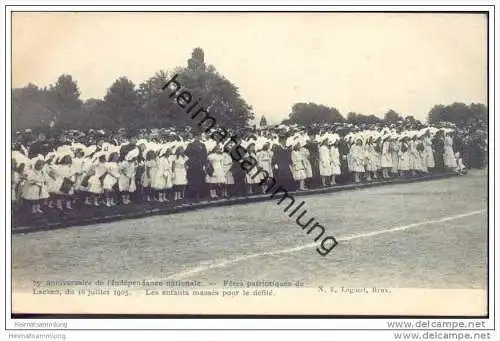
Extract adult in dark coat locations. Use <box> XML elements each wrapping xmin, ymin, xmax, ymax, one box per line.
<box><xmin>337</xmin><ymin>138</ymin><xmax>351</xmax><ymax>184</ymax></box>
<box><xmin>184</xmin><ymin>135</ymin><xmax>208</xmax><ymax>201</ymax></box>
<box><xmin>305</xmin><ymin>140</ymin><xmax>320</xmax><ymax>189</ymax></box>
<box><xmin>469</xmin><ymin>135</ymin><xmax>486</xmax><ymax>169</ymax></box>
<box><xmin>432</xmin><ymin>132</ymin><xmax>445</xmax><ymax>172</ymax></box>
<box><xmin>272</xmin><ymin>140</ymin><xmax>296</xmax><ymax>192</ymax></box>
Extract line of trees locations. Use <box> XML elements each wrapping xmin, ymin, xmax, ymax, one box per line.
<box><xmin>12</xmin><ymin>47</ymin><xmax>487</xmax><ymax>132</ymax></box>
<box><xmin>12</xmin><ymin>48</ymin><xmax>254</xmax><ymax>133</ymax></box>
<box><xmin>282</xmin><ymin>103</ymin><xmax>486</xmax><ymax>127</ymax></box>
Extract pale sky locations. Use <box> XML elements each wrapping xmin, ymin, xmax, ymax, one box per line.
<box><xmin>12</xmin><ymin>12</ymin><xmax>487</xmax><ymax>123</ymax></box>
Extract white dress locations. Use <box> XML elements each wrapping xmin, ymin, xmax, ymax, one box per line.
<box><xmin>291</xmin><ymin>150</ymin><xmax>306</xmax><ymax>181</ymax></box>
<box><xmin>102</xmin><ymin>162</ymin><xmax>120</xmax><ymax>191</ymax></box>
<box><xmin>365</xmin><ymin>143</ymin><xmax>379</xmax><ymax>172</ymax></box>
<box><xmin>87</xmin><ymin>162</ymin><xmax>107</xmax><ymax>194</ymax></box>
<box><xmin>141</xmin><ymin>160</ymin><xmax>156</xmax><ymax>188</ymax></box>
<box><xmin>54</xmin><ymin>164</ymin><xmax>76</xmax><ymax>195</ymax></box>
<box><xmin>408</xmin><ymin>140</ymin><xmax>419</xmax><ymax>171</ymax></box>
<box><xmin>206</xmin><ymin>153</ymin><xmax>225</xmax><ymax>184</ymax></box>
<box><xmin>398</xmin><ymin>143</ymin><xmax>410</xmax><ymax>171</ymax></box>
<box><xmin>381</xmin><ymin>141</ymin><xmax>393</xmax><ymax>168</ymax></box>
<box><xmin>223</xmin><ymin>153</ymin><xmax>234</xmax><ymax>185</ymax></box>
<box><xmin>257</xmin><ymin>150</ymin><xmax>273</xmax><ymax>175</ymax></box>
<box><xmin>318</xmin><ymin>145</ymin><xmax>332</xmax><ymax>177</ymax></box>
<box><xmin>423</xmin><ymin>137</ymin><xmax>435</xmax><ymax>168</ymax></box>
<box><xmin>118</xmin><ymin>160</ymin><xmax>137</xmax><ymax>192</ymax></box>
<box><xmin>443</xmin><ymin>136</ymin><xmax>457</xmax><ymax>168</ymax></box>
<box><xmin>172</xmin><ymin>155</ymin><xmax>188</xmax><ymax>186</ymax></box>
<box><xmin>300</xmin><ymin>148</ymin><xmax>313</xmax><ymax>178</ymax></box>
<box><xmin>151</xmin><ymin>157</ymin><xmax>173</xmax><ymax>190</ymax></box>
<box><xmin>349</xmin><ymin>145</ymin><xmax>366</xmax><ymax>173</ymax></box>
<box><xmin>329</xmin><ymin>145</ymin><xmax>341</xmax><ymax>176</ymax></box>
<box><xmin>45</xmin><ymin>164</ymin><xmax>59</xmax><ymax>194</ymax></box>
<box><xmin>390</xmin><ymin>141</ymin><xmax>400</xmax><ymax>173</ymax></box>
<box><xmin>72</xmin><ymin>157</ymin><xmax>86</xmax><ymax>191</ymax></box>
<box><xmin>20</xmin><ymin>167</ymin><xmax>50</xmax><ymax>200</ymax></box>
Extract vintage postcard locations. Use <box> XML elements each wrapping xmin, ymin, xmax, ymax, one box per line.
<box><xmin>8</xmin><ymin>9</ymin><xmax>491</xmax><ymax>321</ymax></box>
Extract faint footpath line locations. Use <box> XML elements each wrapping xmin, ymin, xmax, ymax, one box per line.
<box><xmin>166</xmin><ymin>209</ymin><xmax>487</xmax><ymax>280</ymax></box>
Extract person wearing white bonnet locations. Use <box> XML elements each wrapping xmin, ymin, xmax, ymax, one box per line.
<box><xmin>20</xmin><ymin>155</ymin><xmax>49</xmax><ymax>214</ymax></box>
<box><xmin>172</xmin><ymin>144</ymin><xmax>189</xmax><ymax>201</ymax></box>
<box><xmin>150</xmin><ymin>145</ymin><xmax>174</xmax><ymax>203</ymax></box>
<box><xmin>398</xmin><ymin>133</ymin><xmax>411</xmax><ymax>177</ymax></box>
<box><xmin>255</xmin><ymin>139</ymin><xmax>274</xmax><ymax>194</ymax></box>
<box><xmin>206</xmin><ymin>143</ymin><xmax>225</xmax><ymax>199</ymax></box>
<box><xmin>84</xmin><ymin>151</ymin><xmax>107</xmax><ymax>206</ymax></box>
<box><xmin>291</xmin><ymin>140</ymin><xmax>307</xmax><ymax>190</ymax></box>
<box><xmin>100</xmin><ymin>148</ymin><xmax>121</xmax><ymax>207</ymax></box>
<box><xmin>298</xmin><ymin>134</ymin><xmax>313</xmax><ymax>185</ymax></box>
<box><xmin>49</xmin><ymin>147</ymin><xmax>77</xmax><ymax>210</ymax></box>
<box><xmin>380</xmin><ymin>131</ymin><xmax>393</xmax><ymax>179</ymax></box>
<box><xmin>329</xmin><ymin>134</ymin><xmax>341</xmax><ymax>185</ymax></box>
<box><xmin>390</xmin><ymin>132</ymin><xmax>401</xmax><ymax>176</ymax></box>
<box><xmin>348</xmin><ymin>132</ymin><xmax>366</xmax><ymax>183</ymax></box>
<box><xmin>118</xmin><ymin>147</ymin><xmax>139</xmax><ymax>205</ymax></box>
<box><xmin>422</xmin><ymin>128</ymin><xmax>435</xmax><ymax>171</ymax></box>
<box><xmin>318</xmin><ymin>135</ymin><xmax>332</xmax><ymax>187</ymax></box>
<box><xmin>363</xmin><ymin>132</ymin><xmax>375</xmax><ymax>182</ymax></box>
<box><xmin>443</xmin><ymin>128</ymin><xmax>458</xmax><ymax>170</ymax></box>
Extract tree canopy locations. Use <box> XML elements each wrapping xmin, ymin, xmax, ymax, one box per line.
<box><xmin>428</xmin><ymin>102</ymin><xmax>487</xmax><ymax>125</ymax></box>
<box><xmin>286</xmin><ymin>103</ymin><xmax>345</xmax><ymax>125</ymax></box>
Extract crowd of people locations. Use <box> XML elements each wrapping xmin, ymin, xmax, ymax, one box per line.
<box><xmin>11</xmin><ymin>120</ymin><xmax>487</xmax><ymax>216</ymax></box>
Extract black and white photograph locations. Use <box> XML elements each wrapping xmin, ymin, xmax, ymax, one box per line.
<box><xmin>7</xmin><ymin>9</ymin><xmax>492</xmax><ymax>323</ymax></box>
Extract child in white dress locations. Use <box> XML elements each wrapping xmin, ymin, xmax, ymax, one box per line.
<box><xmin>408</xmin><ymin>138</ymin><xmax>419</xmax><ymax>177</ymax></box>
<box><xmin>300</xmin><ymin>146</ymin><xmax>313</xmax><ymax>183</ymax></box>
<box><xmin>151</xmin><ymin>148</ymin><xmax>173</xmax><ymax>203</ymax></box>
<box><xmin>349</xmin><ymin>139</ymin><xmax>366</xmax><ymax>183</ymax></box>
<box><xmin>256</xmin><ymin>143</ymin><xmax>274</xmax><ymax>193</ymax></box>
<box><xmin>318</xmin><ymin>139</ymin><xmax>332</xmax><ymax>187</ymax></box>
<box><xmin>118</xmin><ymin>148</ymin><xmax>138</xmax><ymax>205</ymax></box>
<box><xmin>222</xmin><ymin>152</ymin><xmax>234</xmax><ymax>197</ymax></box>
<box><xmin>381</xmin><ymin>136</ymin><xmax>392</xmax><ymax>179</ymax></box>
<box><xmin>54</xmin><ymin>154</ymin><xmax>77</xmax><ymax>210</ymax></box>
<box><xmin>86</xmin><ymin>153</ymin><xmax>107</xmax><ymax>206</ymax></box>
<box><xmin>20</xmin><ymin>158</ymin><xmax>50</xmax><ymax>214</ymax></box>
<box><xmin>329</xmin><ymin>138</ymin><xmax>341</xmax><ymax>185</ymax></box>
<box><xmin>291</xmin><ymin>143</ymin><xmax>307</xmax><ymax>190</ymax></box>
<box><xmin>172</xmin><ymin>147</ymin><xmax>188</xmax><ymax>200</ymax></box>
<box><xmin>102</xmin><ymin>152</ymin><xmax>121</xmax><ymax>207</ymax></box>
<box><xmin>206</xmin><ymin>145</ymin><xmax>225</xmax><ymax>198</ymax></box>
<box><xmin>390</xmin><ymin>138</ymin><xmax>400</xmax><ymax>175</ymax></box>
<box><xmin>444</xmin><ymin>133</ymin><xmax>457</xmax><ymax>169</ymax></box>
<box><xmin>398</xmin><ymin>138</ymin><xmax>410</xmax><ymax>177</ymax></box>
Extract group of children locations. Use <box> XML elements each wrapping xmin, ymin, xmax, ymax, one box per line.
<box><xmin>12</xmin><ymin>142</ymin><xmax>189</xmax><ymax>214</ymax></box>
<box><xmin>11</xmin><ymin>126</ymin><xmax>467</xmax><ymax>215</ymax></box>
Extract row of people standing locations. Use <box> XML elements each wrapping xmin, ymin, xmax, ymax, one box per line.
<box><xmin>12</xmin><ymin>127</ymin><xmax>466</xmax><ymax>215</ymax></box>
